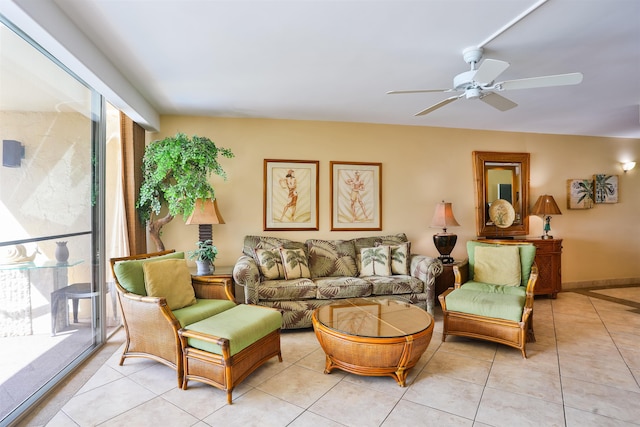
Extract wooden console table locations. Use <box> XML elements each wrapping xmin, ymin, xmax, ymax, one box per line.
<box><xmin>528</xmin><ymin>238</ymin><xmax>563</xmax><ymax>298</ymax></box>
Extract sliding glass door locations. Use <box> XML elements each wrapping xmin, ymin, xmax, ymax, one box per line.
<box><xmin>0</xmin><ymin>19</ymin><xmax>107</xmax><ymax>425</ymax></box>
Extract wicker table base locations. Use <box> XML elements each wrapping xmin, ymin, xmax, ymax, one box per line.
<box><xmin>312</xmin><ymin>297</ymin><xmax>434</xmax><ymax>387</ymax></box>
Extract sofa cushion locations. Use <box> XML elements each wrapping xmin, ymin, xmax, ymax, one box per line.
<box><xmin>243</xmin><ymin>235</ymin><xmax>307</xmax><ymax>260</ymax></box>
<box><xmin>473</xmin><ymin>245</ymin><xmax>521</xmax><ymax>286</ymax></box>
<box><xmin>315</xmin><ymin>276</ymin><xmax>372</xmax><ymax>299</ymax></box>
<box><xmin>173</xmin><ymin>298</ymin><xmax>237</xmax><ymax>327</ymax></box>
<box><xmin>306</xmin><ymin>239</ymin><xmax>357</xmax><ymax>278</ymax></box>
<box><xmin>255</xmin><ymin>248</ymin><xmax>285</xmax><ymax>280</ymax></box>
<box><xmin>445</xmin><ymin>288</ymin><xmax>526</xmax><ymax>322</ymax></box>
<box><xmin>185</xmin><ymin>304</ymin><xmax>282</xmax><ymax>356</ymax></box>
<box><xmin>359</xmin><ymin>246</ymin><xmax>391</xmax><ymax>276</ymax></box>
<box><xmin>258</xmin><ymin>278</ymin><xmax>316</xmax><ymax>301</ymax></box>
<box><xmin>279</xmin><ymin>248</ymin><xmax>311</xmax><ymax>279</ymax></box>
<box><xmin>364</xmin><ymin>275</ymin><xmax>424</xmax><ymax>295</ymax></box>
<box><xmin>143</xmin><ymin>258</ymin><xmax>197</xmax><ymax>310</ymax></box>
<box><xmin>113</xmin><ymin>251</ymin><xmax>185</xmax><ymax>296</ymax></box>
<box><xmin>353</xmin><ymin>233</ymin><xmax>408</xmax><ymax>252</ymax></box>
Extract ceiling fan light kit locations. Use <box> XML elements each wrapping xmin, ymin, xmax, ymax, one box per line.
<box><xmin>388</xmin><ymin>46</ymin><xmax>583</xmax><ymax>116</ymax></box>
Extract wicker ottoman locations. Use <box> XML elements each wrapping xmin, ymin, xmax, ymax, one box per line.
<box><xmin>178</xmin><ymin>304</ymin><xmax>282</xmax><ymax>404</ymax></box>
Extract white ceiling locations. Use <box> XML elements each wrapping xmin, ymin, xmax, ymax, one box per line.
<box><xmin>35</xmin><ymin>1</ymin><xmax>640</xmax><ymax>138</ymax></box>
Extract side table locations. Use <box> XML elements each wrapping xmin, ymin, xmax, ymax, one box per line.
<box><xmin>434</xmin><ymin>260</ymin><xmax>467</xmax><ymax>299</ymax></box>
<box><xmin>190</xmin><ymin>265</ymin><xmax>236</xmax><ymax>302</ymax></box>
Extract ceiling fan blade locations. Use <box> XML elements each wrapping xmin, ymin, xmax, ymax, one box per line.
<box><xmin>480</xmin><ymin>92</ymin><xmax>518</xmax><ymax>111</ymax></box>
<box><xmin>415</xmin><ymin>94</ymin><xmax>464</xmax><ymax>116</ymax></box>
<box><xmin>497</xmin><ymin>72</ymin><xmax>583</xmax><ymax>91</ymax></box>
<box><xmin>473</xmin><ymin>59</ymin><xmax>510</xmax><ymax>84</ymax></box>
<box><xmin>387</xmin><ymin>89</ymin><xmax>452</xmax><ymax>95</ymax></box>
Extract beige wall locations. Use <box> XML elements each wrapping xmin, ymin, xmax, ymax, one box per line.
<box><xmin>151</xmin><ymin>116</ymin><xmax>640</xmax><ymax>288</ymax></box>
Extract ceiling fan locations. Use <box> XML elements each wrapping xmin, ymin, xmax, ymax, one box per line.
<box><xmin>387</xmin><ymin>47</ymin><xmax>583</xmax><ymax>116</ymax></box>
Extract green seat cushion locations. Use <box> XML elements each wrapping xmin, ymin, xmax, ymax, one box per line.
<box><xmin>467</xmin><ymin>241</ymin><xmax>536</xmax><ymax>287</ymax></box>
<box><xmin>460</xmin><ymin>281</ymin><xmax>526</xmax><ymax>297</ymax></box>
<box><xmin>113</xmin><ymin>252</ymin><xmax>185</xmax><ymax>295</ymax></box>
<box><xmin>173</xmin><ymin>299</ymin><xmax>237</xmax><ymax>328</ymax></box>
<box><xmin>445</xmin><ymin>288</ymin><xmax>525</xmax><ymax>322</ymax></box>
<box><xmin>185</xmin><ymin>305</ymin><xmax>282</xmax><ymax>356</ymax></box>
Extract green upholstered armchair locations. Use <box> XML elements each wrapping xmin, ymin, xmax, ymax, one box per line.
<box><xmin>438</xmin><ymin>240</ymin><xmax>538</xmax><ymax>358</ymax></box>
<box><xmin>110</xmin><ymin>251</ymin><xmax>237</xmax><ymax>386</ymax></box>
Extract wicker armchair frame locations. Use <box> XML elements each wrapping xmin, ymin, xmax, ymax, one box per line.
<box><xmin>109</xmin><ymin>250</ymin><xmax>235</xmax><ymax>386</ymax></box>
<box><xmin>438</xmin><ymin>241</ymin><xmax>539</xmax><ymax>358</ymax></box>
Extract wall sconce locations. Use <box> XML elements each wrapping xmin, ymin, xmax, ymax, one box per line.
<box><xmin>3</xmin><ymin>140</ymin><xmax>25</xmax><ymax>168</ymax></box>
<box><xmin>622</xmin><ymin>162</ymin><xmax>636</xmax><ymax>173</ymax></box>
<box><xmin>430</xmin><ymin>201</ymin><xmax>460</xmax><ymax>264</ymax></box>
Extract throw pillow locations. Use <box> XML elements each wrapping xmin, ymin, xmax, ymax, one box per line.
<box><xmin>474</xmin><ymin>245</ymin><xmax>521</xmax><ymax>286</ymax></box>
<box><xmin>376</xmin><ymin>241</ymin><xmax>410</xmax><ymax>275</ymax></box>
<box><xmin>142</xmin><ymin>259</ymin><xmax>197</xmax><ymax>310</ymax></box>
<box><xmin>113</xmin><ymin>251</ymin><xmax>185</xmax><ymax>295</ymax></box>
<box><xmin>255</xmin><ymin>248</ymin><xmax>285</xmax><ymax>280</ymax></box>
<box><xmin>279</xmin><ymin>247</ymin><xmax>311</xmax><ymax>280</ymax></box>
<box><xmin>359</xmin><ymin>246</ymin><xmax>392</xmax><ymax>277</ymax></box>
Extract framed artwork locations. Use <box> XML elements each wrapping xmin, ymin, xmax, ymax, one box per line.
<box><xmin>330</xmin><ymin>302</ymin><xmax>380</xmax><ymax>336</ymax></box>
<box><xmin>330</xmin><ymin>161</ymin><xmax>382</xmax><ymax>231</ymax></box>
<box><xmin>566</xmin><ymin>179</ymin><xmax>594</xmax><ymax>209</ymax></box>
<box><xmin>594</xmin><ymin>174</ymin><xmax>619</xmax><ymax>203</ymax></box>
<box><xmin>263</xmin><ymin>159</ymin><xmax>318</xmax><ymax>231</ymax></box>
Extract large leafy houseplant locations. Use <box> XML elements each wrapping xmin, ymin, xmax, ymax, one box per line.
<box><xmin>136</xmin><ymin>133</ymin><xmax>234</xmax><ymax>250</ymax></box>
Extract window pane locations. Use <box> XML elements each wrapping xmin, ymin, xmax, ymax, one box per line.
<box><xmin>0</xmin><ymin>21</ymin><xmax>103</xmax><ymax>424</ymax></box>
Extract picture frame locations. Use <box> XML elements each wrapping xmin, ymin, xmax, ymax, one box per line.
<box><xmin>566</xmin><ymin>179</ymin><xmax>594</xmax><ymax>209</ymax></box>
<box><xmin>593</xmin><ymin>174</ymin><xmax>619</xmax><ymax>204</ymax></box>
<box><xmin>264</xmin><ymin>159</ymin><xmax>319</xmax><ymax>231</ymax></box>
<box><xmin>330</xmin><ymin>161</ymin><xmax>382</xmax><ymax>231</ymax></box>
<box><xmin>330</xmin><ymin>301</ymin><xmax>380</xmax><ymax>336</ymax></box>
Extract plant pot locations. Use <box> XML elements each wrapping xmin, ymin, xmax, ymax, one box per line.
<box><xmin>195</xmin><ymin>260</ymin><xmax>214</xmax><ymax>275</ymax></box>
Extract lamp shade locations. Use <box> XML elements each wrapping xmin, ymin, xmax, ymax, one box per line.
<box><xmin>186</xmin><ymin>198</ymin><xmax>225</xmax><ymax>225</ymax></box>
<box><xmin>430</xmin><ymin>201</ymin><xmax>460</xmax><ymax>232</ymax></box>
<box><xmin>531</xmin><ymin>195</ymin><xmax>562</xmax><ymax>216</ymax></box>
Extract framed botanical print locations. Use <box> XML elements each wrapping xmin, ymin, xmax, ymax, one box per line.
<box><xmin>330</xmin><ymin>161</ymin><xmax>381</xmax><ymax>231</ymax></box>
<box><xmin>566</xmin><ymin>179</ymin><xmax>594</xmax><ymax>209</ymax></box>
<box><xmin>264</xmin><ymin>159</ymin><xmax>319</xmax><ymax>231</ymax></box>
<box><xmin>593</xmin><ymin>174</ymin><xmax>619</xmax><ymax>203</ymax></box>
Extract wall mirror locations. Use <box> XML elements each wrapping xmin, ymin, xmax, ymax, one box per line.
<box><xmin>473</xmin><ymin>151</ymin><xmax>530</xmax><ymax>238</ymax></box>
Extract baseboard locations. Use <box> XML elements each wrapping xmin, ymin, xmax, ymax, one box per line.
<box><xmin>562</xmin><ymin>277</ymin><xmax>640</xmax><ymax>291</ymax></box>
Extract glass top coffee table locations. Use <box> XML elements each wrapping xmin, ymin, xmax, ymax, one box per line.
<box><xmin>312</xmin><ymin>297</ymin><xmax>434</xmax><ymax>386</ymax></box>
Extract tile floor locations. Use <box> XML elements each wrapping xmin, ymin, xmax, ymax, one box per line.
<box><xmin>17</xmin><ymin>286</ymin><xmax>640</xmax><ymax>427</ymax></box>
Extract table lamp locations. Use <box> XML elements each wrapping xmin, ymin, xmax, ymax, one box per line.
<box><xmin>186</xmin><ymin>198</ymin><xmax>225</xmax><ymax>242</ymax></box>
<box><xmin>531</xmin><ymin>194</ymin><xmax>562</xmax><ymax>239</ymax></box>
<box><xmin>430</xmin><ymin>201</ymin><xmax>460</xmax><ymax>264</ymax></box>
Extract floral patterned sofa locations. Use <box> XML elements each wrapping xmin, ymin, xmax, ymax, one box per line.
<box><xmin>232</xmin><ymin>234</ymin><xmax>443</xmax><ymax>329</ymax></box>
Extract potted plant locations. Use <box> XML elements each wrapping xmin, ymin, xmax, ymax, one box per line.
<box><xmin>188</xmin><ymin>239</ymin><xmax>218</xmax><ymax>275</ymax></box>
<box><xmin>136</xmin><ymin>133</ymin><xmax>234</xmax><ymax>251</ymax></box>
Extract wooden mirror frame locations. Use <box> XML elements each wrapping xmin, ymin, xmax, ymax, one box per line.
<box><xmin>473</xmin><ymin>151</ymin><xmax>530</xmax><ymax>238</ymax></box>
